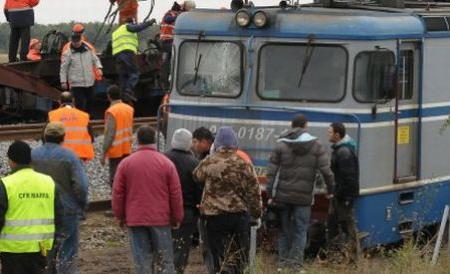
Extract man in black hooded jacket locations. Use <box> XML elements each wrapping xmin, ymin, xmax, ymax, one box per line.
<box><xmin>327</xmin><ymin>122</ymin><xmax>360</xmax><ymax>259</ymax></box>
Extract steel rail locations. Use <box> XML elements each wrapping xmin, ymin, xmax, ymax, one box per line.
<box><xmin>0</xmin><ymin>116</ymin><xmax>157</xmax><ymax>141</ymax></box>
<box><xmin>87</xmin><ymin>199</ymin><xmax>112</xmax><ymax>212</ymax></box>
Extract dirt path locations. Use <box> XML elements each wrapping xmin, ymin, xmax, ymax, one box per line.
<box><xmin>79</xmin><ymin>212</ymin><xmax>207</xmax><ymax>274</ymax></box>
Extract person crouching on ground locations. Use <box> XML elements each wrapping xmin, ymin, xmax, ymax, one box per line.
<box><xmin>112</xmin><ymin>126</ymin><xmax>184</xmax><ymax>274</ymax></box>
<box><xmin>193</xmin><ymin>126</ymin><xmax>262</xmax><ymax>274</ymax></box>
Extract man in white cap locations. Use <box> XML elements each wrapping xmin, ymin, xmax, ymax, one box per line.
<box><xmin>165</xmin><ymin>128</ymin><xmax>202</xmax><ymax>274</ymax></box>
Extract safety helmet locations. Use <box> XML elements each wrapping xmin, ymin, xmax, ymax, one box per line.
<box><xmin>72</xmin><ymin>23</ymin><xmax>85</xmax><ymax>33</ymax></box>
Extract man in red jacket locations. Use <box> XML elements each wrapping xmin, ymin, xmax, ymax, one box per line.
<box><xmin>4</xmin><ymin>0</ymin><xmax>39</xmax><ymax>62</ymax></box>
<box><xmin>112</xmin><ymin>126</ymin><xmax>183</xmax><ymax>274</ymax></box>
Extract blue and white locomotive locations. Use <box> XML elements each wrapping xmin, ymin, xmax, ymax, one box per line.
<box><xmin>163</xmin><ymin>0</ymin><xmax>450</xmax><ymax>248</ymax></box>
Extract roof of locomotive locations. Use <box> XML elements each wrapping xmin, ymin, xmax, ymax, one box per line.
<box><xmin>175</xmin><ymin>7</ymin><xmax>430</xmax><ymax>40</ymax></box>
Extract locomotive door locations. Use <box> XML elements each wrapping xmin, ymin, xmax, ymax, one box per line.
<box><xmin>394</xmin><ymin>42</ymin><xmax>420</xmax><ymax>183</ymax></box>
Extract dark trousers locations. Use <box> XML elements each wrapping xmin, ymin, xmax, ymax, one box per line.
<box><xmin>115</xmin><ymin>51</ymin><xmax>140</xmax><ymax>96</ymax></box>
<box><xmin>1</xmin><ymin>252</ymin><xmax>46</xmax><ymax>274</ymax></box>
<box><xmin>9</xmin><ymin>26</ymin><xmax>30</xmax><ymax>62</ymax></box>
<box><xmin>206</xmin><ymin>212</ymin><xmax>250</xmax><ymax>274</ymax></box>
<box><xmin>109</xmin><ymin>156</ymin><xmax>128</xmax><ymax>186</ymax></box>
<box><xmin>172</xmin><ymin>208</ymin><xmax>198</xmax><ymax>274</ymax></box>
<box><xmin>328</xmin><ymin>198</ymin><xmax>360</xmax><ymax>261</ymax></box>
<box><xmin>199</xmin><ymin>218</ymin><xmax>215</xmax><ymax>274</ymax></box>
<box><xmin>328</xmin><ymin>198</ymin><xmax>357</xmax><ymax>242</ymax></box>
<box><xmin>71</xmin><ymin>86</ymin><xmax>94</xmax><ymax>113</ymax></box>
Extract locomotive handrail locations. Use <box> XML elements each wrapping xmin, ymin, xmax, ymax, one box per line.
<box><xmin>157</xmin><ymin>103</ymin><xmax>362</xmax><ymax>156</ymax></box>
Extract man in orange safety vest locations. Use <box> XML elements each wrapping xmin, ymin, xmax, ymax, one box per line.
<box><xmin>48</xmin><ymin>92</ymin><xmax>95</xmax><ymax>161</ymax></box>
<box><xmin>101</xmin><ymin>85</ymin><xmax>134</xmax><ymax>185</ymax></box>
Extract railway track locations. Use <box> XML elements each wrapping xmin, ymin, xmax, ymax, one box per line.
<box><xmin>0</xmin><ymin>117</ymin><xmax>158</xmax><ymax>212</ymax></box>
<box><xmin>88</xmin><ymin>199</ymin><xmax>112</xmax><ymax>212</ymax></box>
<box><xmin>0</xmin><ymin>116</ymin><xmax>158</xmax><ymax>141</ymax></box>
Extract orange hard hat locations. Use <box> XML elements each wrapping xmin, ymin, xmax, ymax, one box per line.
<box><xmin>72</xmin><ymin>23</ymin><xmax>85</xmax><ymax>33</ymax></box>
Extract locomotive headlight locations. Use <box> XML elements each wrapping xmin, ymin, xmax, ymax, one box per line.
<box><xmin>236</xmin><ymin>10</ymin><xmax>251</xmax><ymax>27</ymax></box>
<box><xmin>253</xmin><ymin>11</ymin><xmax>268</xmax><ymax>28</ymax></box>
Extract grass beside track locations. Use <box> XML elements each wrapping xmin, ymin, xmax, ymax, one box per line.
<box><xmin>251</xmin><ymin>241</ymin><xmax>450</xmax><ymax>274</ymax></box>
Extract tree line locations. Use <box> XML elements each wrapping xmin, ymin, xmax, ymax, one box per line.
<box><xmin>0</xmin><ymin>22</ymin><xmax>112</xmax><ymax>53</ymax></box>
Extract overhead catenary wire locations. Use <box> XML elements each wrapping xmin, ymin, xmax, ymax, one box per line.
<box><xmin>142</xmin><ymin>0</ymin><xmax>156</xmax><ymax>23</ymax></box>
<box><xmin>92</xmin><ymin>0</ymin><xmax>131</xmax><ymax>45</ymax></box>
<box><xmin>93</xmin><ymin>0</ymin><xmax>156</xmax><ymax>46</ymax></box>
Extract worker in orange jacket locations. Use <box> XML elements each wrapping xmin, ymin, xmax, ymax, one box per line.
<box><xmin>101</xmin><ymin>85</ymin><xmax>134</xmax><ymax>186</ymax></box>
<box><xmin>110</xmin><ymin>0</ymin><xmax>138</xmax><ymax>25</ymax></box>
<box><xmin>27</xmin><ymin>38</ymin><xmax>41</xmax><ymax>61</ymax></box>
<box><xmin>48</xmin><ymin>92</ymin><xmax>95</xmax><ymax>161</ymax></box>
<box><xmin>4</xmin><ymin>0</ymin><xmax>40</xmax><ymax>62</ymax></box>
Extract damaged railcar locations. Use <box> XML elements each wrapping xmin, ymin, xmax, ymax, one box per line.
<box><xmin>0</xmin><ymin>25</ymin><xmax>163</xmax><ymax>122</ymax></box>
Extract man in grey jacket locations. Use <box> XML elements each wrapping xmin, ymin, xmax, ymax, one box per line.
<box><xmin>267</xmin><ymin>114</ymin><xmax>334</xmax><ymax>271</ymax></box>
<box><xmin>60</xmin><ymin>32</ymin><xmax>103</xmax><ymax>113</ymax></box>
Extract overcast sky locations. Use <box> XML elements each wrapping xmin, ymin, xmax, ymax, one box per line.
<box><xmin>0</xmin><ymin>0</ymin><xmax>284</xmax><ymax>24</ymax></box>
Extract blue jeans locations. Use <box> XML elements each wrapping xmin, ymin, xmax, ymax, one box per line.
<box><xmin>278</xmin><ymin>205</ymin><xmax>311</xmax><ymax>269</ymax></box>
<box><xmin>128</xmin><ymin>226</ymin><xmax>175</xmax><ymax>274</ymax></box>
<box><xmin>49</xmin><ymin>215</ymin><xmax>80</xmax><ymax>274</ymax></box>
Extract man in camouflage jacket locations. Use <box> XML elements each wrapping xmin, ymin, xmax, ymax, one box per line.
<box><xmin>193</xmin><ymin>126</ymin><xmax>262</xmax><ymax>274</ymax></box>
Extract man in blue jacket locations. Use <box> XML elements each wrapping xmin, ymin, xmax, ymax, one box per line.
<box><xmin>32</xmin><ymin>122</ymin><xmax>89</xmax><ymax>274</ymax></box>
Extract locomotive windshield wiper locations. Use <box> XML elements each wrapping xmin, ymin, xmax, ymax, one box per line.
<box><xmin>297</xmin><ymin>35</ymin><xmax>315</xmax><ymax>88</ymax></box>
<box><xmin>193</xmin><ymin>31</ymin><xmax>205</xmax><ymax>85</ymax></box>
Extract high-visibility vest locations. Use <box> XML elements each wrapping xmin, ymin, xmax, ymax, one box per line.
<box><xmin>105</xmin><ymin>102</ymin><xmax>134</xmax><ymax>158</ymax></box>
<box><xmin>27</xmin><ymin>49</ymin><xmax>41</xmax><ymax>61</ymax></box>
<box><xmin>0</xmin><ymin>168</ymin><xmax>55</xmax><ymax>253</ymax></box>
<box><xmin>112</xmin><ymin>24</ymin><xmax>138</xmax><ymax>56</ymax></box>
<box><xmin>48</xmin><ymin>106</ymin><xmax>95</xmax><ymax>160</ymax></box>
<box><xmin>160</xmin><ymin>11</ymin><xmax>178</xmax><ymax>41</ymax></box>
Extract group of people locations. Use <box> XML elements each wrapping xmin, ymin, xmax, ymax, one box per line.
<box><xmin>0</xmin><ymin>84</ymin><xmax>135</xmax><ymax>274</ymax></box>
<box><xmin>0</xmin><ymin>96</ymin><xmax>360</xmax><ymax>274</ymax></box>
<box><xmin>109</xmin><ymin>114</ymin><xmax>360</xmax><ymax>274</ymax></box>
<box><xmin>61</xmin><ymin>17</ymin><xmax>157</xmax><ymax>110</ymax></box>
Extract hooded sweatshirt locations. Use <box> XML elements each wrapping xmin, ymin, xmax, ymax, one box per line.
<box><xmin>331</xmin><ymin>134</ymin><xmax>360</xmax><ymax>201</ymax></box>
<box><xmin>267</xmin><ymin>128</ymin><xmax>334</xmax><ymax>206</ymax></box>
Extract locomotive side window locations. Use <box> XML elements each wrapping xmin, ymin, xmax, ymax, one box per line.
<box><xmin>398</xmin><ymin>50</ymin><xmax>414</xmax><ymax>100</ymax></box>
<box><xmin>177</xmin><ymin>41</ymin><xmax>242</xmax><ymax>97</ymax></box>
<box><xmin>353</xmin><ymin>51</ymin><xmax>396</xmax><ymax>102</ymax></box>
<box><xmin>257</xmin><ymin>44</ymin><xmax>347</xmax><ymax>102</ymax></box>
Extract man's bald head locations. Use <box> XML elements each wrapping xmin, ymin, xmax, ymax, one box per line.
<box><xmin>60</xmin><ymin>92</ymin><xmax>73</xmax><ymax>105</ymax></box>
